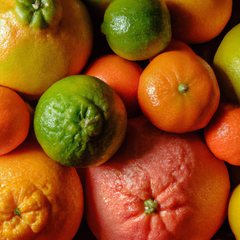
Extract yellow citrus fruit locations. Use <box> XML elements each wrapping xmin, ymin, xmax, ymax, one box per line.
<box><xmin>0</xmin><ymin>131</ymin><xmax>84</xmax><ymax>240</ymax></box>
<box><xmin>101</xmin><ymin>0</ymin><xmax>172</xmax><ymax>61</ymax></box>
<box><xmin>0</xmin><ymin>0</ymin><xmax>93</xmax><ymax>99</ymax></box>
<box><xmin>34</xmin><ymin>74</ymin><xmax>127</xmax><ymax>168</ymax></box>
<box><xmin>228</xmin><ymin>184</ymin><xmax>240</xmax><ymax>240</ymax></box>
<box><xmin>213</xmin><ymin>23</ymin><xmax>240</xmax><ymax>104</ymax></box>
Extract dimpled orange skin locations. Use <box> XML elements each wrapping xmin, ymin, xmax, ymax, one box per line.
<box><xmin>82</xmin><ymin>115</ymin><xmax>230</xmax><ymax>240</ymax></box>
<box><xmin>204</xmin><ymin>103</ymin><xmax>240</xmax><ymax>166</ymax></box>
<box><xmin>0</xmin><ymin>131</ymin><xmax>84</xmax><ymax>240</ymax></box>
<box><xmin>138</xmin><ymin>49</ymin><xmax>220</xmax><ymax>133</ymax></box>
<box><xmin>0</xmin><ymin>0</ymin><xmax>93</xmax><ymax>99</ymax></box>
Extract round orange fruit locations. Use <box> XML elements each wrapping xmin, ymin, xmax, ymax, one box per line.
<box><xmin>204</xmin><ymin>103</ymin><xmax>240</xmax><ymax>166</ymax></box>
<box><xmin>84</xmin><ymin>54</ymin><xmax>143</xmax><ymax>118</ymax></box>
<box><xmin>0</xmin><ymin>131</ymin><xmax>84</xmax><ymax>240</ymax></box>
<box><xmin>163</xmin><ymin>0</ymin><xmax>233</xmax><ymax>44</ymax></box>
<box><xmin>0</xmin><ymin>86</ymin><xmax>30</xmax><ymax>155</ymax></box>
<box><xmin>138</xmin><ymin>48</ymin><xmax>220</xmax><ymax>133</ymax></box>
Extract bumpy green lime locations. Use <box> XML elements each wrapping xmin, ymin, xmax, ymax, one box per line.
<box><xmin>33</xmin><ymin>75</ymin><xmax>127</xmax><ymax>167</ymax></box>
<box><xmin>101</xmin><ymin>0</ymin><xmax>172</xmax><ymax>61</ymax></box>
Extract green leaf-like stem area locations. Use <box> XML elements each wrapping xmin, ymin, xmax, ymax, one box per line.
<box><xmin>14</xmin><ymin>0</ymin><xmax>57</xmax><ymax>29</ymax></box>
<box><xmin>14</xmin><ymin>207</ymin><xmax>21</xmax><ymax>216</ymax></box>
<box><xmin>144</xmin><ymin>199</ymin><xmax>158</xmax><ymax>214</ymax></box>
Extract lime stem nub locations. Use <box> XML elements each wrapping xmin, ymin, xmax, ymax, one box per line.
<box><xmin>178</xmin><ymin>83</ymin><xmax>189</xmax><ymax>93</ymax></box>
<box><xmin>144</xmin><ymin>199</ymin><xmax>158</xmax><ymax>214</ymax></box>
<box><xmin>32</xmin><ymin>0</ymin><xmax>41</xmax><ymax>10</ymax></box>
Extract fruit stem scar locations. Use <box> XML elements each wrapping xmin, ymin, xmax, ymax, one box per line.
<box><xmin>178</xmin><ymin>83</ymin><xmax>189</xmax><ymax>93</ymax></box>
<box><xmin>32</xmin><ymin>0</ymin><xmax>41</xmax><ymax>10</ymax></box>
<box><xmin>14</xmin><ymin>207</ymin><xmax>21</xmax><ymax>216</ymax></box>
<box><xmin>144</xmin><ymin>199</ymin><xmax>158</xmax><ymax>214</ymax></box>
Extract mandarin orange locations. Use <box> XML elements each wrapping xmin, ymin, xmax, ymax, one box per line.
<box><xmin>0</xmin><ymin>131</ymin><xmax>84</xmax><ymax>240</ymax></box>
<box><xmin>84</xmin><ymin>54</ymin><xmax>143</xmax><ymax>118</ymax></box>
<box><xmin>138</xmin><ymin>48</ymin><xmax>220</xmax><ymax>133</ymax></box>
<box><xmin>163</xmin><ymin>0</ymin><xmax>232</xmax><ymax>44</ymax></box>
<box><xmin>204</xmin><ymin>103</ymin><xmax>240</xmax><ymax>166</ymax></box>
<box><xmin>0</xmin><ymin>86</ymin><xmax>30</xmax><ymax>155</ymax></box>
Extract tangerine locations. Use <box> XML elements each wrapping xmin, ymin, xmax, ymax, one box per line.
<box><xmin>84</xmin><ymin>54</ymin><xmax>143</xmax><ymax>118</ymax></box>
<box><xmin>163</xmin><ymin>0</ymin><xmax>233</xmax><ymax>44</ymax></box>
<box><xmin>0</xmin><ymin>86</ymin><xmax>30</xmax><ymax>155</ymax></box>
<box><xmin>0</xmin><ymin>131</ymin><xmax>84</xmax><ymax>240</ymax></box>
<box><xmin>204</xmin><ymin>103</ymin><xmax>240</xmax><ymax>166</ymax></box>
<box><xmin>138</xmin><ymin>48</ymin><xmax>220</xmax><ymax>133</ymax></box>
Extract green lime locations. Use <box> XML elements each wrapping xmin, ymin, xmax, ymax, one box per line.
<box><xmin>213</xmin><ymin>23</ymin><xmax>240</xmax><ymax>103</ymax></box>
<box><xmin>101</xmin><ymin>0</ymin><xmax>172</xmax><ymax>61</ymax></box>
<box><xmin>33</xmin><ymin>75</ymin><xmax>127</xmax><ymax>168</ymax></box>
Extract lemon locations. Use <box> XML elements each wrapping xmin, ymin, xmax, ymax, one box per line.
<box><xmin>101</xmin><ymin>0</ymin><xmax>172</xmax><ymax>61</ymax></box>
<box><xmin>33</xmin><ymin>75</ymin><xmax>127</xmax><ymax>168</ymax></box>
<box><xmin>213</xmin><ymin>23</ymin><xmax>240</xmax><ymax>103</ymax></box>
<box><xmin>228</xmin><ymin>184</ymin><xmax>240</xmax><ymax>240</ymax></box>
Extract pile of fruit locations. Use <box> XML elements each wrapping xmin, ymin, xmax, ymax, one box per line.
<box><xmin>0</xmin><ymin>0</ymin><xmax>240</xmax><ymax>239</ymax></box>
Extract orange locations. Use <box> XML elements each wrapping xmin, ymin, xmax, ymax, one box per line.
<box><xmin>163</xmin><ymin>0</ymin><xmax>233</xmax><ymax>44</ymax></box>
<box><xmin>149</xmin><ymin>38</ymin><xmax>194</xmax><ymax>62</ymax></box>
<box><xmin>84</xmin><ymin>54</ymin><xmax>143</xmax><ymax>118</ymax></box>
<box><xmin>0</xmin><ymin>131</ymin><xmax>84</xmax><ymax>240</ymax></box>
<box><xmin>0</xmin><ymin>0</ymin><xmax>93</xmax><ymax>99</ymax></box>
<box><xmin>81</xmin><ymin>115</ymin><xmax>230</xmax><ymax>240</ymax></box>
<box><xmin>204</xmin><ymin>103</ymin><xmax>240</xmax><ymax>166</ymax></box>
<box><xmin>138</xmin><ymin>48</ymin><xmax>220</xmax><ymax>133</ymax></box>
<box><xmin>0</xmin><ymin>86</ymin><xmax>30</xmax><ymax>155</ymax></box>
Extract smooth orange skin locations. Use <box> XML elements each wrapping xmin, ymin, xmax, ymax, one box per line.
<box><xmin>205</xmin><ymin>103</ymin><xmax>240</xmax><ymax>166</ymax></box>
<box><xmin>0</xmin><ymin>131</ymin><xmax>84</xmax><ymax>240</ymax></box>
<box><xmin>138</xmin><ymin>49</ymin><xmax>220</xmax><ymax>133</ymax></box>
<box><xmin>81</xmin><ymin>115</ymin><xmax>230</xmax><ymax>240</ymax></box>
<box><xmin>0</xmin><ymin>86</ymin><xmax>30</xmax><ymax>155</ymax></box>
<box><xmin>163</xmin><ymin>0</ymin><xmax>233</xmax><ymax>44</ymax></box>
<box><xmin>84</xmin><ymin>54</ymin><xmax>143</xmax><ymax>118</ymax></box>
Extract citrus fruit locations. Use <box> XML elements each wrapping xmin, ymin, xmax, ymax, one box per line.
<box><xmin>81</xmin><ymin>115</ymin><xmax>230</xmax><ymax>240</ymax></box>
<box><xmin>0</xmin><ymin>131</ymin><xmax>84</xmax><ymax>240</ymax></box>
<box><xmin>163</xmin><ymin>0</ymin><xmax>233</xmax><ymax>44</ymax></box>
<box><xmin>84</xmin><ymin>54</ymin><xmax>143</xmax><ymax>118</ymax></box>
<box><xmin>138</xmin><ymin>47</ymin><xmax>220</xmax><ymax>133</ymax></box>
<box><xmin>0</xmin><ymin>0</ymin><xmax>93</xmax><ymax>99</ymax></box>
<box><xmin>101</xmin><ymin>0</ymin><xmax>172</xmax><ymax>61</ymax></box>
<box><xmin>34</xmin><ymin>74</ymin><xmax>127</xmax><ymax>168</ymax></box>
<box><xmin>213</xmin><ymin>23</ymin><xmax>240</xmax><ymax>104</ymax></box>
<box><xmin>0</xmin><ymin>86</ymin><xmax>30</xmax><ymax>155</ymax></box>
<box><xmin>228</xmin><ymin>184</ymin><xmax>240</xmax><ymax>240</ymax></box>
<box><xmin>163</xmin><ymin>38</ymin><xmax>195</xmax><ymax>53</ymax></box>
<box><xmin>204</xmin><ymin>103</ymin><xmax>240</xmax><ymax>166</ymax></box>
